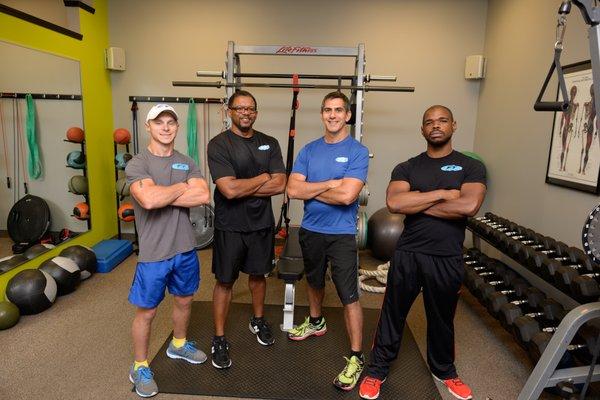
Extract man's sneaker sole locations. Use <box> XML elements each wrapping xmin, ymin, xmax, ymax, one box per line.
<box><xmin>432</xmin><ymin>375</ymin><xmax>472</xmax><ymax>400</ymax></box>
<box><xmin>248</xmin><ymin>323</ymin><xmax>275</xmax><ymax>346</ymax></box>
<box><xmin>211</xmin><ymin>359</ymin><xmax>232</xmax><ymax>369</ymax></box>
<box><xmin>129</xmin><ymin>374</ymin><xmax>158</xmax><ymax>398</ymax></box>
<box><xmin>288</xmin><ymin>328</ymin><xmax>327</xmax><ymax>341</ymax></box>
<box><xmin>166</xmin><ymin>349</ymin><xmax>207</xmax><ymax>364</ymax></box>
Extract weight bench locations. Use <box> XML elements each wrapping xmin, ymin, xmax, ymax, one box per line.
<box><xmin>277</xmin><ymin>226</ymin><xmax>304</xmax><ymax>331</ymax></box>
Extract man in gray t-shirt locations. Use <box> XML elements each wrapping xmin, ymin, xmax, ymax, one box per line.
<box><xmin>125</xmin><ymin>104</ymin><xmax>210</xmax><ymax>398</ymax></box>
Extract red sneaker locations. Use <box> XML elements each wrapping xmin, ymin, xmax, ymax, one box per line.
<box><xmin>433</xmin><ymin>375</ymin><xmax>472</xmax><ymax>400</ymax></box>
<box><xmin>359</xmin><ymin>376</ymin><xmax>385</xmax><ymax>399</ymax></box>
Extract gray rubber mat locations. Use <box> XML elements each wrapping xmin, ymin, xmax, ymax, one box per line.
<box><xmin>150</xmin><ymin>302</ymin><xmax>441</xmax><ymax>400</ymax></box>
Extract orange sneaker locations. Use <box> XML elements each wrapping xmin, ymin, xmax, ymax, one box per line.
<box><xmin>358</xmin><ymin>376</ymin><xmax>385</xmax><ymax>399</ymax></box>
<box><xmin>433</xmin><ymin>375</ymin><xmax>472</xmax><ymax>400</ymax></box>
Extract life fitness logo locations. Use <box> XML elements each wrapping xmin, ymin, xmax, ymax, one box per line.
<box><xmin>276</xmin><ymin>46</ymin><xmax>318</xmax><ymax>54</ymax></box>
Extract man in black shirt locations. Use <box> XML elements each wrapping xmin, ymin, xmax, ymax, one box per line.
<box><xmin>207</xmin><ymin>90</ymin><xmax>286</xmax><ymax>369</ymax></box>
<box><xmin>359</xmin><ymin>105</ymin><xmax>486</xmax><ymax>400</ymax></box>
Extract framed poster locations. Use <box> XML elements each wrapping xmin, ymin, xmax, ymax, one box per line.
<box><xmin>546</xmin><ymin>60</ymin><xmax>600</xmax><ymax>193</ymax></box>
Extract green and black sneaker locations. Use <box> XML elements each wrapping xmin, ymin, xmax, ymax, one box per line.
<box><xmin>287</xmin><ymin>316</ymin><xmax>327</xmax><ymax>341</ymax></box>
<box><xmin>333</xmin><ymin>355</ymin><xmax>364</xmax><ymax>391</ymax></box>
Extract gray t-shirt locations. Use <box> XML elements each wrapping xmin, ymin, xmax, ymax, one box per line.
<box><xmin>125</xmin><ymin>148</ymin><xmax>204</xmax><ymax>262</ymax></box>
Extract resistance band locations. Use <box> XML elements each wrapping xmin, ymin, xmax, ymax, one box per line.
<box><xmin>0</xmin><ymin>100</ymin><xmax>11</xmax><ymax>188</ymax></box>
<box><xmin>187</xmin><ymin>99</ymin><xmax>200</xmax><ymax>166</ymax></box>
<box><xmin>25</xmin><ymin>94</ymin><xmax>42</xmax><ymax>179</ymax></box>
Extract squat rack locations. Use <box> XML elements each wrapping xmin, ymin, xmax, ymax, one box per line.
<box><xmin>173</xmin><ymin>41</ymin><xmax>414</xmax><ymax>143</ymax></box>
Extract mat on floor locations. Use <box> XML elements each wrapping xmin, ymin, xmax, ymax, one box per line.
<box><xmin>150</xmin><ymin>302</ymin><xmax>441</xmax><ymax>400</ymax></box>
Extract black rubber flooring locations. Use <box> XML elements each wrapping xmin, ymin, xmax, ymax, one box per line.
<box><xmin>150</xmin><ymin>302</ymin><xmax>441</xmax><ymax>400</ymax></box>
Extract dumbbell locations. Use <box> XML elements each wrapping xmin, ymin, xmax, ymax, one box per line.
<box><xmin>498</xmin><ymin>287</ymin><xmax>547</xmax><ymax>330</ymax></box>
<box><xmin>484</xmin><ymin>281</ymin><xmax>537</xmax><ymax>318</ymax></box>
<box><xmin>570</xmin><ymin>272</ymin><xmax>600</xmax><ymax>303</ymax></box>
<box><xmin>528</xmin><ymin>323</ymin><xmax>600</xmax><ymax>365</ymax></box>
<box><xmin>498</xmin><ymin>229</ymin><xmax>544</xmax><ymax>260</ymax></box>
<box><xmin>471</xmin><ymin>268</ymin><xmax>521</xmax><ymax>301</ymax></box>
<box><xmin>540</xmin><ymin>247</ymin><xmax>592</xmax><ymax>282</ymax></box>
<box><xmin>517</xmin><ymin>236</ymin><xmax>564</xmax><ymax>266</ymax></box>
<box><xmin>462</xmin><ymin>248</ymin><xmax>481</xmax><ymax>263</ymax></box>
<box><xmin>464</xmin><ymin>259</ymin><xmax>502</xmax><ymax>292</ymax></box>
<box><xmin>524</xmin><ymin>242</ymin><xmax>576</xmax><ymax>274</ymax></box>
<box><xmin>513</xmin><ymin>301</ymin><xmax>567</xmax><ymax>345</ymax></box>
<box><xmin>476</xmin><ymin>277</ymin><xmax>527</xmax><ymax>306</ymax></box>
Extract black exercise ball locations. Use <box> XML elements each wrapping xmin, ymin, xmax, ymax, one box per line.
<box><xmin>0</xmin><ymin>301</ymin><xmax>20</xmax><ymax>330</ymax></box>
<box><xmin>5</xmin><ymin>269</ymin><xmax>57</xmax><ymax>315</ymax></box>
<box><xmin>367</xmin><ymin>207</ymin><xmax>405</xmax><ymax>262</ymax></box>
<box><xmin>39</xmin><ymin>256</ymin><xmax>81</xmax><ymax>295</ymax></box>
<box><xmin>23</xmin><ymin>243</ymin><xmax>55</xmax><ymax>260</ymax></box>
<box><xmin>59</xmin><ymin>245</ymin><xmax>97</xmax><ymax>280</ymax></box>
<box><xmin>0</xmin><ymin>254</ymin><xmax>28</xmax><ymax>273</ymax></box>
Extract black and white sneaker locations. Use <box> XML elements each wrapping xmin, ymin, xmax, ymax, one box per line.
<box><xmin>249</xmin><ymin>316</ymin><xmax>275</xmax><ymax>346</ymax></box>
<box><xmin>211</xmin><ymin>336</ymin><xmax>232</xmax><ymax>369</ymax></box>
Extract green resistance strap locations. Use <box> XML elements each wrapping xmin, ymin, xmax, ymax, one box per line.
<box><xmin>187</xmin><ymin>99</ymin><xmax>199</xmax><ymax>166</ymax></box>
<box><xmin>25</xmin><ymin>94</ymin><xmax>42</xmax><ymax>179</ymax></box>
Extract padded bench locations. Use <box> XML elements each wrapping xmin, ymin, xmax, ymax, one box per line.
<box><xmin>277</xmin><ymin>226</ymin><xmax>304</xmax><ymax>330</ymax></box>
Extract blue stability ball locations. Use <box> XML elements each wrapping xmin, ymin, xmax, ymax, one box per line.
<box><xmin>5</xmin><ymin>269</ymin><xmax>57</xmax><ymax>315</ymax></box>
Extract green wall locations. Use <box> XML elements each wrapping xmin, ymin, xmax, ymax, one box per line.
<box><xmin>0</xmin><ymin>1</ymin><xmax>116</xmax><ymax>296</ymax></box>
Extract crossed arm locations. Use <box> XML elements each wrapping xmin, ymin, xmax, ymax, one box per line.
<box><xmin>286</xmin><ymin>173</ymin><xmax>364</xmax><ymax>206</ymax></box>
<box><xmin>386</xmin><ymin>180</ymin><xmax>486</xmax><ymax>219</ymax></box>
<box><xmin>130</xmin><ymin>177</ymin><xmax>210</xmax><ymax>210</ymax></box>
<box><xmin>214</xmin><ymin>173</ymin><xmax>286</xmax><ymax>200</ymax></box>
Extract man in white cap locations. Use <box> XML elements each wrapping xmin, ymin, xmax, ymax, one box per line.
<box><xmin>125</xmin><ymin>104</ymin><xmax>210</xmax><ymax>398</ymax></box>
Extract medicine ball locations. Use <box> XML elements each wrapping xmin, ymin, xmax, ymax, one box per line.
<box><xmin>115</xmin><ymin>152</ymin><xmax>133</xmax><ymax>170</ymax></box>
<box><xmin>116</xmin><ymin>177</ymin><xmax>131</xmax><ymax>199</ymax></box>
<box><xmin>68</xmin><ymin>175</ymin><xmax>88</xmax><ymax>195</ymax></box>
<box><xmin>367</xmin><ymin>207</ymin><xmax>405</xmax><ymax>262</ymax></box>
<box><xmin>73</xmin><ymin>202</ymin><xmax>90</xmax><ymax>220</ymax></box>
<box><xmin>39</xmin><ymin>256</ymin><xmax>81</xmax><ymax>295</ymax></box>
<box><xmin>23</xmin><ymin>243</ymin><xmax>55</xmax><ymax>260</ymax></box>
<box><xmin>0</xmin><ymin>301</ymin><xmax>20</xmax><ymax>330</ymax></box>
<box><xmin>113</xmin><ymin>128</ymin><xmax>131</xmax><ymax>144</ymax></box>
<box><xmin>66</xmin><ymin>126</ymin><xmax>85</xmax><ymax>143</ymax></box>
<box><xmin>66</xmin><ymin>150</ymin><xmax>86</xmax><ymax>169</ymax></box>
<box><xmin>118</xmin><ymin>203</ymin><xmax>135</xmax><ymax>222</ymax></box>
<box><xmin>0</xmin><ymin>254</ymin><xmax>28</xmax><ymax>273</ymax></box>
<box><xmin>59</xmin><ymin>245</ymin><xmax>97</xmax><ymax>280</ymax></box>
<box><xmin>6</xmin><ymin>269</ymin><xmax>57</xmax><ymax>315</ymax></box>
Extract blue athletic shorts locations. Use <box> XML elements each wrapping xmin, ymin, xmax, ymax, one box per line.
<box><xmin>128</xmin><ymin>250</ymin><xmax>200</xmax><ymax>308</ymax></box>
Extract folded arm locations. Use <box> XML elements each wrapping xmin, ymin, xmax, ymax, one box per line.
<box><xmin>130</xmin><ymin>178</ymin><xmax>188</xmax><ymax>210</ymax></box>
<box><xmin>423</xmin><ymin>182</ymin><xmax>486</xmax><ymax>219</ymax></box>
<box><xmin>386</xmin><ymin>180</ymin><xmax>458</xmax><ymax>214</ymax></box>
<box><xmin>171</xmin><ymin>177</ymin><xmax>210</xmax><ymax>207</ymax></box>
<box><xmin>214</xmin><ymin>173</ymin><xmax>271</xmax><ymax>200</ymax></box>
<box><xmin>254</xmin><ymin>173</ymin><xmax>286</xmax><ymax>197</ymax></box>
<box><xmin>286</xmin><ymin>172</ymin><xmax>341</xmax><ymax>200</ymax></box>
<box><xmin>316</xmin><ymin>177</ymin><xmax>364</xmax><ymax>206</ymax></box>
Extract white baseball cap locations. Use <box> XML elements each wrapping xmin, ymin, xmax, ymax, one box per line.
<box><xmin>146</xmin><ymin>104</ymin><xmax>178</xmax><ymax>123</ymax></box>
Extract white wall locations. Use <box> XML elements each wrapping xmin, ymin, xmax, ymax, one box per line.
<box><xmin>0</xmin><ymin>41</ymin><xmax>87</xmax><ymax>239</ymax></box>
<box><xmin>108</xmin><ymin>0</ymin><xmax>488</xmax><ymax>224</ymax></box>
<box><xmin>474</xmin><ymin>0</ymin><xmax>597</xmax><ymax>247</ymax></box>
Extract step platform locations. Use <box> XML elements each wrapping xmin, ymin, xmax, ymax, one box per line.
<box><xmin>92</xmin><ymin>239</ymin><xmax>133</xmax><ymax>273</ymax></box>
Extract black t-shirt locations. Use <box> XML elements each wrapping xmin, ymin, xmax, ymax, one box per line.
<box><xmin>207</xmin><ymin>129</ymin><xmax>285</xmax><ymax>232</ymax></box>
<box><xmin>392</xmin><ymin>150</ymin><xmax>486</xmax><ymax>256</ymax></box>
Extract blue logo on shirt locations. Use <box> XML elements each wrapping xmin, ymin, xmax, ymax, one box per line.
<box><xmin>172</xmin><ymin>163</ymin><xmax>190</xmax><ymax>171</ymax></box>
<box><xmin>335</xmin><ymin>157</ymin><xmax>349</xmax><ymax>163</ymax></box>
<box><xmin>441</xmin><ymin>165</ymin><xmax>463</xmax><ymax>172</ymax></box>
<box><xmin>258</xmin><ymin>145</ymin><xmax>270</xmax><ymax>151</ymax></box>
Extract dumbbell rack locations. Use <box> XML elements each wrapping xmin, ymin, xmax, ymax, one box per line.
<box><xmin>64</xmin><ymin>139</ymin><xmax>91</xmax><ymax>230</ymax></box>
<box><xmin>469</xmin><ymin>222</ymin><xmax>600</xmax><ymax>399</ymax></box>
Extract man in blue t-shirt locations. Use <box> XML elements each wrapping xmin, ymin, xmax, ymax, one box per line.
<box><xmin>287</xmin><ymin>91</ymin><xmax>369</xmax><ymax>392</ymax></box>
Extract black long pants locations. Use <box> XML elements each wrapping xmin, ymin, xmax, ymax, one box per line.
<box><xmin>366</xmin><ymin>250</ymin><xmax>464</xmax><ymax>380</ymax></box>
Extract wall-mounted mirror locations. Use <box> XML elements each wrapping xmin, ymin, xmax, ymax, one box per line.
<box><xmin>0</xmin><ymin>41</ymin><xmax>88</xmax><ymax>270</ymax></box>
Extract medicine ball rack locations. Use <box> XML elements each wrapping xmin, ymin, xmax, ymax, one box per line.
<box><xmin>468</xmin><ymin>225</ymin><xmax>600</xmax><ymax>399</ymax></box>
<box><xmin>64</xmin><ymin>137</ymin><xmax>90</xmax><ymax>230</ymax></box>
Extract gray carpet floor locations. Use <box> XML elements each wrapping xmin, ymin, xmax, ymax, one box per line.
<box><xmin>0</xmin><ymin>248</ymin><xmax>556</xmax><ymax>400</ymax></box>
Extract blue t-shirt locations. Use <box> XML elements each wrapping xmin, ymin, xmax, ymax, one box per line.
<box><xmin>292</xmin><ymin>135</ymin><xmax>369</xmax><ymax>234</ymax></box>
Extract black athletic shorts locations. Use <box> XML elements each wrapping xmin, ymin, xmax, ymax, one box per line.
<box><xmin>298</xmin><ymin>227</ymin><xmax>359</xmax><ymax>305</ymax></box>
<box><xmin>212</xmin><ymin>227</ymin><xmax>275</xmax><ymax>284</ymax></box>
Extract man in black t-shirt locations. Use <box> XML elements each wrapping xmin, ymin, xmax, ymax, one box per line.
<box><xmin>359</xmin><ymin>105</ymin><xmax>486</xmax><ymax>400</ymax></box>
<box><xmin>207</xmin><ymin>90</ymin><xmax>286</xmax><ymax>369</ymax></box>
